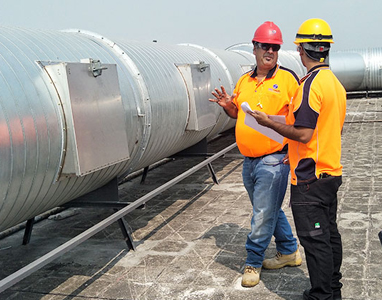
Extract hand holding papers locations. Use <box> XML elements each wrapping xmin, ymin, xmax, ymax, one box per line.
<box><xmin>241</xmin><ymin>102</ymin><xmax>286</xmax><ymax>144</ymax></box>
<box><xmin>241</xmin><ymin>102</ymin><xmax>253</xmax><ymax>114</ymax></box>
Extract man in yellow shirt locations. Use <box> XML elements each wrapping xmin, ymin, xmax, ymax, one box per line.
<box><xmin>210</xmin><ymin>21</ymin><xmax>301</xmax><ymax>287</ymax></box>
<box><xmin>250</xmin><ymin>19</ymin><xmax>346</xmax><ymax>300</ymax></box>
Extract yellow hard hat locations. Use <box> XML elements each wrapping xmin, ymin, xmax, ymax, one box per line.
<box><xmin>294</xmin><ymin>18</ymin><xmax>334</xmax><ymax>45</ymax></box>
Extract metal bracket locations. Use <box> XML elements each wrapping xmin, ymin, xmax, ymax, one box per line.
<box><xmin>89</xmin><ymin>59</ymin><xmax>108</xmax><ymax>77</ymax></box>
<box><xmin>22</xmin><ymin>218</ymin><xmax>35</xmax><ymax>245</ymax></box>
<box><xmin>197</xmin><ymin>61</ymin><xmax>208</xmax><ymax>72</ymax></box>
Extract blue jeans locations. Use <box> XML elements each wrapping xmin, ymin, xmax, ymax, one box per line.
<box><xmin>242</xmin><ymin>154</ymin><xmax>298</xmax><ymax>268</ymax></box>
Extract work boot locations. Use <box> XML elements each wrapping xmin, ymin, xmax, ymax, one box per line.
<box><xmin>241</xmin><ymin>265</ymin><xmax>261</xmax><ymax>287</ymax></box>
<box><xmin>262</xmin><ymin>248</ymin><xmax>302</xmax><ymax>269</ymax></box>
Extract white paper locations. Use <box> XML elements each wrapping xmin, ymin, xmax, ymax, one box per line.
<box><xmin>241</xmin><ymin>102</ymin><xmax>286</xmax><ymax>144</ymax></box>
<box><xmin>241</xmin><ymin>102</ymin><xmax>253</xmax><ymax>113</ymax></box>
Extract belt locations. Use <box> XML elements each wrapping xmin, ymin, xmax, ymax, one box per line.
<box><xmin>248</xmin><ymin>145</ymin><xmax>288</xmax><ymax>160</ymax></box>
<box><xmin>319</xmin><ymin>173</ymin><xmax>332</xmax><ymax>179</ymax></box>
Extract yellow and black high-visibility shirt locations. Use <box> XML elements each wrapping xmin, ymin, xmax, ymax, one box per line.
<box><xmin>232</xmin><ymin>64</ymin><xmax>300</xmax><ymax>158</ymax></box>
<box><xmin>287</xmin><ymin>64</ymin><xmax>347</xmax><ymax>185</ymax></box>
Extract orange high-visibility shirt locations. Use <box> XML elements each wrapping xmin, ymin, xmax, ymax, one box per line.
<box><xmin>232</xmin><ymin>64</ymin><xmax>300</xmax><ymax>158</ymax></box>
<box><xmin>287</xmin><ymin>64</ymin><xmax>347</xmax><ymax>185</ymax></box>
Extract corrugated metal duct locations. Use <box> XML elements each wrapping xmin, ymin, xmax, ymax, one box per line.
<box><xmin>329</xmin><ymin>52</ymin><xmax>366</xmax><ymax>91</ymax></box>
<box><xmin>333</xmin><ymin>48</ymin><xmax>382</xmax><ymax>91</ymax></box>
<box><xmin>0</xmin><ymin>26</ymin><xmax>256</xmax><ymax>232</ymax></box>
<box><xmin>227</xmin><ymin>43</ymin><xmax>382</xmax><ymax>92</ymax></box>
<box><xmin>226</xmin><ymin>44</ymin><xmax>306</xmax><ymax>79</ymax></box>
<box><xmin>3</xmin><ymin>27</ymin><xmax>381</xmax><ymax>233</ymax></box>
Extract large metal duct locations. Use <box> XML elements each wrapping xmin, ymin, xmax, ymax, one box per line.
<box><xmin>226</xmin><ymin>44</ymin><xmax>306</xmax><ymax>78</ymax></box>
<box><xmin>0</xmin><ymin>26</ymin><xmax>255</xmax><ymax>232</ymax></box>
<box><xmin>333</xmin><ymin>48</ymin><xmax>382</xmax><ymax>92</ymax></box>
<box><xmin>1</xmin><ymin>26</ymin><xmax>381</xmax><ymax>234</ymax></box>
<box><xmin>227</xmin><ymin>43</ymin><xmax>382</xmax><ymax>92</ymax></box>
<box><xmin>329</xmin><ymin>52</ymin><xmax>366</xmax><ymax>91</ymax></box>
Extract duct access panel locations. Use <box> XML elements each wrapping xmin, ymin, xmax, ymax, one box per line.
<box><xmin>176</xmin><ymin>62</ymin><xmax>216</xmax><ymax>131</ymax></box>
<box><xmin>43</xmin><ymin>59</ymin><xmax>130</xmax><ymax>178</ymax></box>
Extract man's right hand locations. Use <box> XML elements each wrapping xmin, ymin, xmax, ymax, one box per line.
<box><xmin>209</xmin><ymin>86</ymin><xmax>234</xmax><ymax>108</ymax></box>
<box><xmin>209</xmin><ymin>86</ymin><xmax>238</xmax><ymax>119</ymax></box>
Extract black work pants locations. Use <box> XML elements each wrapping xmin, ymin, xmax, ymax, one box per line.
<box><xmin>291</xmin><ymin>176</ymin><xmax>343</xmax><ymax>300</ymax></box>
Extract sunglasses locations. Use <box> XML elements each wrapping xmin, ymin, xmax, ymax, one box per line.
<box><xmin>255</xmin><ymin>42</ymin><xmax>281</xmax><ymax>52</ymax></box>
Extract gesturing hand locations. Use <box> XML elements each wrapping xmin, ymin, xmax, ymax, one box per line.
<box><xmin>209</xmin><ymin>86</ymin><xmax>235</xmax><ymax>109</ymax></box>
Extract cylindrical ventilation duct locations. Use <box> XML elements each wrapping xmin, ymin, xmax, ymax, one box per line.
<box><xmin>2</xmin><ymin>27</ymin><xmax>382</xmax><ymax>234</ymax></box>
<box><xmin>0</xmin><ymin>26</ymin><xmax>255</xmax><ymax>232</ymax></box>
<box><xmin>227</xmin><ymin>43</ymin><xmax>382</xmax><ymax>92</ymax></box>
<box><xmin>334</xmin><ymin>48</ymin><xmax>382</xmax><ymax>91</ymax></box>
<box><xmin>329</xmin><ymin>52</ymin><xmax>366</xmax><ymax>91</ymax></box>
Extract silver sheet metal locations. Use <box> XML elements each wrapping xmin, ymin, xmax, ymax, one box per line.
<box><xmin>1</xmin><ymin>26</ymin><xmax>381</xmax><ymax>233</ymax></box>
<box><xmin>227</xmin><ymin>42</ymin><xmax>382</xmax><ymax>92</ymax></box>
<box><xmin>0</xmin><ymin>26</ymin><xmax>254</xmax><ymax>232</ymax></box>
<box><xmin>334</xmin><ymin>48</ymin><xmax>382</xmax><ymax>91</ymax></box>
<box><xmin>329</xmin><ymin>52</ymin><xmax>366</xmax><ymax>91</ymax></box>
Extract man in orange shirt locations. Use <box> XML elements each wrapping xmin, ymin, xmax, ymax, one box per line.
<box><xmin>210</xmin><ymin>21</ymin><xmax>301</xmax><ymax>287</ymax></box>
<box><xmin>250</xmin><ymin>19</ymin><xmax>346</xmax><ymax>300</ymax></box>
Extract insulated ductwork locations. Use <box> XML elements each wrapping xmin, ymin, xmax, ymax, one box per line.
<box><xmin>227</xmin><ymin>43</ymin><xmax>382</xmax><ymax>92</ymax></box>
<box><xmin>0</xmin><ymin>26</ymin><xmax>255</xmax><ymax>232</ymax></box>
<box><xmin>332</xmin><ymin>48</ymin><xmax>382</xmax><ymax>92</ymax></box>
<box><xmin>1</xmin><ymin>27</ymin><xmax>380</xmax><ymax>233</ymax></box>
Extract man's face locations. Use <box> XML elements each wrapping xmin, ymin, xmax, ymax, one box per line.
<box><xmin>296</xmin><ymin>44</ymin><xmax>307</xmax><ymax>67</ymax></box>
<box><xmin>253</xmin><ymin>42</ymin><xmax>279</xmax><ymax>71</ymax></box>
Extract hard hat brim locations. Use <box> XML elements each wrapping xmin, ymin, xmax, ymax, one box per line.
<box><xmin>252</xmin><ymin>38</ymin><xmax>283</xmax><ymax>45</ymax></box>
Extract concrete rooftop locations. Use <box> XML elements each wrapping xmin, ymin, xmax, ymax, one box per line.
<box><xmin>0</xmin><ymin>96</ymin><xmax>381</xmax><ymax>300</ymax></box>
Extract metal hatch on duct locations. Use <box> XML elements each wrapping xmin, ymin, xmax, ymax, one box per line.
<box><xmin>176</xmin><ymin>61</ymin><xmax>216</xmax><ymax>131</ymax></box>
<box><xmin>41</xmin><ymin>59</ymin><xmax>130</xmax><ymax>179</ymax></box>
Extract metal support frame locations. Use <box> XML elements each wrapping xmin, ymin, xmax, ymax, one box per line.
<box><xmin>207</xmin><ymin>163</ymin><xmax>219</xmax><ymax>184</ymax></box>
<box><xmin>22</xmin><ymin>218</ymin><xmax>35</xmax><ymax>245</ymax></box>
<box><xmin>21</xmin><ymin>178</ymin><xmax>137</xmax><ymax>250</ymax></box>
<box><xmin>170</xmin><ymin>137</ymin><xmax>219</xmax><ymax>184</ymax></box>
<box><xmin>0</xmin><ymin>142</ymin><xmax>237</xmax><ymax>293</ymax></box>
<box><xmin>116</xmin><ymin>211</ymin><xmax>136</xmax><ymax>251</ymax></box>
<box><xmin>62</xmin><ymin>177</ymin><xmax>136</xmax><ymax>250</ymax></box>
<box><xmin>140</xmin><ymin>166</ymin><xmax>149</xmax><ymax>184</ymax></box>
<box><xmin>142</xmin><ymin>161</ymin><xmax>219</xmax><ymax>185</ymax></box>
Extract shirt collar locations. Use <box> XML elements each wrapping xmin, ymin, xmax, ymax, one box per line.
<box><xmin>250</xmin><ymin>64</ymin><xmax>278</xmax><ymax>79</ymax></box>
<box><xmin>307</xmin><ymin>64</ymin><xmax>329</xmax><ymax>74</ymax></box>
<box><xmin>300</xmin><ymin>64</ymin><xmax>329</xmax><ymax>82</ymax></box>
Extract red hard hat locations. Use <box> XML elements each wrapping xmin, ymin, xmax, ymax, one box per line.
<box><xmin>252</xmin><ymin>21</ymin><xmax>283</xmax><ymax>45</ymax></box>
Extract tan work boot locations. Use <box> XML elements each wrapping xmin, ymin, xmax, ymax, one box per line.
<box><xmin>262</xmin><ymin>248</ymin><xmax>302</xmax><ymax>269</ymax></box>
<box><xmin>241</xmin><ymin>265</ymin><xmax>261</xmax><ymax>287</ymax></box>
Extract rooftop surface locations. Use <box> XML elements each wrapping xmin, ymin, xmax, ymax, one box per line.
<box><xmin>0</xmin><ymin>96</ymin><xmax>381</xmax><ymax>300</ymax></box>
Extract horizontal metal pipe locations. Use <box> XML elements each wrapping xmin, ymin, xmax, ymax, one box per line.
<box><xmin>227</xmin><ymin>43</ymin><xmax>382</xmax><ymax>92</ymax></box>
<box><xmin>1</xmin><ymin>25</ymin><xmax>381</xmax><ymax>234</ymax></box>
<box><xmin>0</xmin><ymin>26</ymin><xmax>253</xmax><ymax>232</ymax></box>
